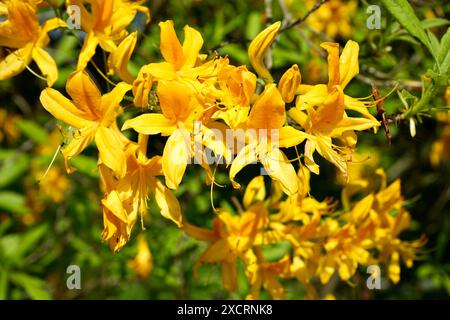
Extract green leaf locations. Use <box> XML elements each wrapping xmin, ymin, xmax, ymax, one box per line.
<box><xmin>71</xmin><ymin>155</ymin><xmax>99</xmax><ymax>178</ymax></box>
<box><xmin>16</xmin><ymin>120</ymin><xmax>49</xmax><ymax>145</ymax></box>
<box><xmin>437</xmin><ymin>27</ymin><xmax>450</xmax><ymax>74</ymax></box>
<box><xmin>380</xmin><ymin>0</ymin><xmax>435</xmax><ymax>58</ymax></box>
<box><xmin>0</xmin><ymin>153</ymin><xmax>30</xmax><ymax>188</ymax></box>
<box><xmin>9</xmin><ymin>273</ymin><xmax>51</xmax><ymax>300</ymax></box>
<box><xmin>420</xmin><ymin>18</ymin><xmax>449</xmax><ymax>29</ymax></box>
<box><xmin>245</xmin><ymin>12</ymin><xmax>262</xmax><ymax>40</ymax></box>
<box><xmin>0</xmin><ymin>191</ymin><xmax>27</xmax><ymax>214</ymax></box>
<box><xmin>15</xmin><ymin>224</ymin><xmax>49</xmax><ymax>260</ymax></box>
<box><xmin>427</xmin><ymin>30</ymin><xmax>440</xmax><ymax>57</ymax></box>
<box><xmin>0</xmin><ymin>269</ymin><xmax>8</xmax><ymax>300</ymax></box>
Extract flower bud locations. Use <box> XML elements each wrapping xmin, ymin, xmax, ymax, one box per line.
<box><xmin>278</xmin><ymin>64</ymin><xmax>301</xmax><ymax>103</ymax></box>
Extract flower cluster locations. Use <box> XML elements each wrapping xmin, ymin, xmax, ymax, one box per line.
<box><xmin>0</xmin><ymin>0</ymin><xmax>424</xmax><ymax>298</ymax></box>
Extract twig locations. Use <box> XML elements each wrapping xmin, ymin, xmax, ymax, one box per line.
<box><xmin>264</xmin><ymin>0</ymin><xmax>273</xmax><ymax>73</ymax></box>
<box><xmin>280</xmin><ymin>0</ymin><xmax>329</xmax><ymax>32</ymax></box>
<box><xmin>372</xmin><ymin>83</ymin><xmax>392</xmax><ymax>144</ymax></box>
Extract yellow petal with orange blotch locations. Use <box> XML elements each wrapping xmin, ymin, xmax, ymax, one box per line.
<box><xmin>66</xmin><ymin>70</ymin><xmax>102</xmax><ymax>119</ymax></box>
<box><xmin>248</xmin><ymin>84</ymin><xmax>285</xmax><ymax>130</ymax></box>
<box><xmin>39</xmin><ymin>88</ymin><xmax>94</xmax><ymax>128</ymax></box>
<box><xmin>159</xmin><ymin>20</ymin><xmax>183</xmax><ymax>66</ymax></box>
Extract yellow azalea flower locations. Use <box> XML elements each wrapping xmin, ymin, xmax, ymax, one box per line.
<box><xmin>289</xmin><ymin>41</ymin><xmax>379</xmax><ymax>174</ymax></box>
<box><xmin>370</xmin><ymin>179</ymin><xmax>426</xmax><ymax>284</ymax></box>
<box><xmin>69</xmin><ymin>0</ymin><xmax>150</xmax><ymax>71</ymax></box>
<box><xmin>100</xmin><ymin>136</ymin><xmax>182</xmax><ymax>252</ymax></box>
<box><xmin>245</xmin><ymin>249</ymin><xmax>290</xmax><ymax>300</ymax></box>
<box><xmin>134</xmin><ymin>20</ymin><xmax>205</xmax><ymax>82</ymax></box>
<box><xmin>128</xmin><ymin>234</ymin><xmax>153</xmax><ymax>279</ymax></box>
<box><xmin>184</xmin><ymin>205</ymin><xmax>269</xmax><ymax>292</ymax></box>
<box><xmin>230</xmin><ymin>84</ymin><xmax>307</xmax><ymax>195</ymax></box>
<box><xmin>40</xmin><ymin>70</ymin><xmax>132</xmax><ymax>176</ymax></box>
<box><xmin>248</xmin><ymin>21</ymin><xmax>281</xmax><ymax>84</ymax></box>
<box><xmin>305</xmin><ymin>0</ymin><xmax>357</xmax><ymax>39</ymax></box>
<box><xmin>131</xmin><ymin>20</ymin><xmax>227</xmax><ymax>108</ymax></box>
<box><xmin>122</xmin><ymin>80</ymin><xmax>230</xmax><ymax>190</ymax></box>
<box><xmin>0</xmin><ymin>0</ymin><xmax>66</xmax><ymax>86</ymax></box>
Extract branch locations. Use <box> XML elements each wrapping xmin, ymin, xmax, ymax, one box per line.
<box><xmin>279</xmin><ymin>0</ymin><xmax>329</xmax><ymax>32</ymax></box>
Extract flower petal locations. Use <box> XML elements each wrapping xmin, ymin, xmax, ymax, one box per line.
<box><xmin>0</xmin><ymin>45</ymin><xmax>33</xmax><ymax>81</ymax></box>
<box><xmin>229</xmin><ymin>143</ymin><xmax>258</xmax><ymax>189</ymax></box>
<box><xmin>39</xmin><ymin>88</ymin><xmax>94</xmax><ymax>128</ymax></box>
<box><xmin>159</xmin><ymin>20</ymin><xmax>183</xmax><ymax>66</ymax></box>
<box><xmin>154</xmin><ymin>179</ymin><xmax>183</xmax><ymax>227</ymax></box>
<box><xmin>95</xmin><ymin>126</ymin><xmax>127</xmax><ymax>178</ymax></box>
<box><xmin>122</xmin><ymin>113</ymin><xmax>176</xmax><ymax>135</ymax></box>
<box><xmin>162</xmin><ymin>129</ymin><xmax>190</xmax><ymax>189</ymax></box>
<box><xmin>339</xmin><ymin>40</ymin><xmax>359</xmax><ymax>89</ymax></box>
<box><xmin>32</xmin><ymin>47</ymin><xmax>57</xmax><ymax>86</ymax></box>
<box><xmin>66</xmin><ymin>70</ymin><xmax>102</xmax><ymax>119</ymax></box>
<box><xmin>181</xmin><ymin>25</ymin><xmax>203</xmax><ymax>69</ymax></box>
<box><xmin>260</xmin><ymin>147</ymin><xmax>298</xmax><ymax>195</ymax></box>
<box><xmin>76</xmin><ymin>32</ymin><xmax>99</xmax><ymax>71</ymax></box>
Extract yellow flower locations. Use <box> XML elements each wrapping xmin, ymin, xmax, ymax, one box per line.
<box><xmin>123</xmin><ymin>80</ymin><xmax>230</xmax><ymax>189</ymax></box>
<box><xmin>245</xmin><ymin>249</ymin><xmax>290</xmax><ymax>300</ymax></box>
<box><xmin>305</xmin><ymin>0</ymin><xmax>357</xmax><ymax>39</ymax></box>
<box><xmin>229</xmin><ymin>84</ymin><xmax>307</xmax><ymax>195</ymax></box>
<box><xmin>248</xmin><ymin>21</ymin><xmax>281</xmax><ymax>84</ymax></box>
<box><xmin>100</xmin><ymin>136</ymin><xmax>182</xmax><ymax>252</ymax></box>
<box><xmin>289</xmin><ymin>41</ymin><xmax>379</xmax><ymax>174</ymax></box>
<box><xmin>0</xmin><ymin>0</ymin><xmax>66</xmax><ymax>86</ymax></box>
<box><xmin>40</xmin><ymin>70</ymin><xmax>132</xmax><ymax>177</ymax></box>
<box><xmin>131</xmin><ymin>20</ymin><xmax>227</xmax><ymax>108</ymax></box>
<box><xmin>128</xmin><ymin>234</ymin><xmax>153</xmax><ymax>279</ymax></box>
<box><xmin>135</xmin><ymin>20</ymin><xmax>206</xmax><ymax>82</ymax></box>
<box><xmin>69</xmin><ymin>0</ymin><xmax>150</xmax><ymax>71</ymax></box>
<box><xmin>184</xmin><ymin>203</ymin><xmax>269</xmax><ymax>292</ymax></box>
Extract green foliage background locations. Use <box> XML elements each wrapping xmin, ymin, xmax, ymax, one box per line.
<box><xmin>0</xmin><ymin>0</ymin><xmax>449</xmax><ymax>299</ymax></box>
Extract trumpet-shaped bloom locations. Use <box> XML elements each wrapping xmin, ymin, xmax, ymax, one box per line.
<box><xmin>229</xmin><ymin>84</ymin><xmax>307</xmax><ymax>195</ymax></box>
<box><xmin>40</xmin><ymin>70</ymin><xmax>131</xmax><ymax>176</ymax></box>
<box><xmin>0</xmin><ymin>0</ymin><xmax>66</xmax><ymax>86</ymax></box>
<box><xmin>100</xmin><ymin>137</ymin><xmax>182</xmax><ymax>252</ymax></box>
<box><xmin>123</xmin><ymin>80</ymin><xmax>230</xmax><ymax>189</ymax></box>
<box><xmin>69</xmin><ymin>0</ymin><xmax>150</xmax><ymax>70</ymax></box>
<box><xmin>290</xmin><ymin>41</ymin><xmax>379</xmax><ymax>174</ymax></box>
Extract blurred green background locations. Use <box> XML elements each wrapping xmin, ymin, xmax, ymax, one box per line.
<box><xmin>0</xmin><ymin>0</ymin><xmax>449</xmax><ymax>299</ymax></box>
